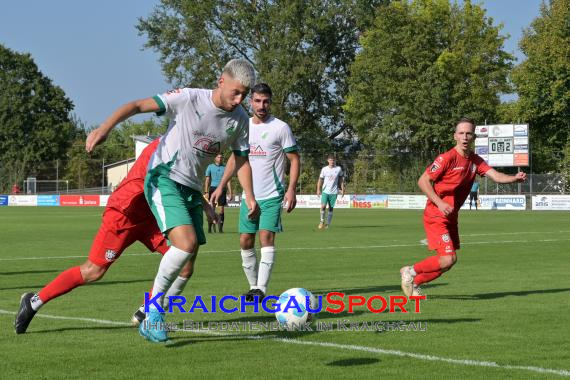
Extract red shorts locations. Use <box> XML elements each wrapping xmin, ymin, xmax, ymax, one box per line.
<box><xmin>88</xmin><ymin>208</ymin><xmax>168</xmax><ymax>268</ymax></box>
<box><xmin>423</xmin><ymin>214</ymin><xmax>459</xmax><ymax>255</ymax></box>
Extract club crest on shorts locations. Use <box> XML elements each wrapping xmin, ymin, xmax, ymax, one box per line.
<box><xmin>105</xmin><ymin>249</ymin><xmax>117</xmax><ymax>262</ymax></box>
<box><xmin>441</xmin><ymin>233</ymin><xmax>450</xmax><ymax>243</ymax></box>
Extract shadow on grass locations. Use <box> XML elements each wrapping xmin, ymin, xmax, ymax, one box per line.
<box><xmin>29</xmin><ymin>325</ymin><xmax>132</xmax><ymax>334</ymax></box>
<box><xmin>1</xmin><ymin>278</ymin><xmax>153</xmax><ymax>291</ymax></box>
<box><xmin>311</xmin><ymin>283</ymin><xmax>448</xmax><ymax>296</ymax></box>
<box><xmin>326</xmin><ymin>358</ymin><xmax>380</xmax><ymax>366</ymax></box>
<box><xmin>0</xmin><ymin>269</ymin><xmax>60</xmax><ymax>276</ymax></box>
<box><xmin>433</xmin><ymin>287</ymin><xmax>570</xmax><ymax>301</ymax></box>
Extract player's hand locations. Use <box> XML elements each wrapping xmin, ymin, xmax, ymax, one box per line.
<box><xmin>284</xmin><ymin>188</ymin><xmax>297</xmax><ymax>213</ymax></box>
<box><xmin>515</xmin><ymin>172</ymin><xmax>527</xmax><ymax>182</ymax></box>
<box><xmin>438</xmin><ymin>201</ymin><xmax>454</xmax><ymax>217</ymax></box>
<box><xmin>316</xmin><ymin>191</ymin><xmax>321</xmax><ymax>196</ymax></box>
<box><xmin>203</xmin><ymin>202</ymin><xmax>219</xmax><ymax>224</ymax></box>
<box><xmin>203</xmin><ymin>192</ymin><xmax>210</xmax><ymax>201</ymax></box>
<box><xmin>209</xmin><ymin>187</ymin><xmax>223</xmax><ymax>207</ymax></box>
<box><xmin>86</xmin><ymin>127</ymin><xmax>110</xmax><ymax>153</ymax></box>
<box><xmin>246</xmin><ymin>198</ymin><xmax>260</xmax><ymax>220</ymax></box>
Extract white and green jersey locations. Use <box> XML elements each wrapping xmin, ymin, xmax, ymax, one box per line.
<box><xmin>320</xmin><ymin>166</ymin><xmax>343</xmax><ymax>194</ymax></box>
<box><xmin>150</xmin><ymin>88</ymin><xmax>249</xmax><ymax>191</ymax></box>
<box><xmin>247</xmin><ymin>116</ymin><xmax>298</xmax><ymax>200</ymax></box>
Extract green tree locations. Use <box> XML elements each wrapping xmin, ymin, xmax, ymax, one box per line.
<box><xmin>137</xmin><ymin>0</ymin><xmax>385</xmax><ymax>191</ymax></box>
<box><xmin>511</xmin><ymin>0</ymin><xmax>570</xmax><ymax>173</ymax></box>
<box><xmin>345</xmin><ymin>0</ymin><xmax>513</xmax><ymax>172</ymax></box>
<box><xmin>0</xmin><ymin>44</ymin><xmax>75</xmax><ymax>192</ymax></box>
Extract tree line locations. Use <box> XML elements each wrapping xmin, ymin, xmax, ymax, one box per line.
<box><xmin>1</xmin><ymin>0</ymin><xmax>568</xmax><ymax>193</ymax></box>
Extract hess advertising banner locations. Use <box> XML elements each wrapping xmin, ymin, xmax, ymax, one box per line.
<box><xmin>351</xmin><ymin>195</ymin><xmax>388</xmax><ymax>209</ymax></box>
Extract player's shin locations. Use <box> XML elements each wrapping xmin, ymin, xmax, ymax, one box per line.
<box><xmin>150</xmin><ymin>246</ymin><xmax>194</xmax><ymax>310</ymax></box>
<box><xmin>163</xmin><ymin>275</ymin><xmax>190</xmax><ymax>311</ymax></box>
<box><xmin>36</xmin><ymin>266</ymin><xmax>85</xmax><ymax>310</ymax></box>
<box><xmin>257</xmin><ymin>246</ymin><xmax>275</xmax><ymax>294</ymax></box>
<box><xmin>241</xmin><ymin>248</ymin><xmax>258</xmax><ymax>288</ymax></box>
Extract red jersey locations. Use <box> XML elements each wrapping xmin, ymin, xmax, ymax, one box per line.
<box><xmin>105</xmin><ymin>139</ymin><xmax>159</xmax><ymax>223</ymax></box>
<box><xmin>424</xmin><ymin>148</ymin><xmax>491</xmax><ymax>221</ymax></box>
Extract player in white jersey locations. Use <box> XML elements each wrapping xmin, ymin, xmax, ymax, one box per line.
<box><xmin>227</xmin><ymin>83</ymin><xmax>300</xmax><ymax>301</ymax></box>
<box><xmin>85</xmin><ymin>59</ymin><xmax>260</xmax><ymax>343</ymax></box>
<box><xmin>317</xmin><ymin>155</ymin><xmax>345</xmax><ymax>229</ymax></box>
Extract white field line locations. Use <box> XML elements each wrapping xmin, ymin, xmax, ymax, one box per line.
<box><xmin>2</xmin><ymin>235</ymin><xmax>570</xmax><ymax>262</ymax></box>
<box><xmin>2</xmin><ymin>233</ymin><xmax>570</xmax><ymax>262</ymax></box>
<box><xmin>1</xmin><ymin>309</ymin><xmax>568</xmax><ymax>377</ymax></box>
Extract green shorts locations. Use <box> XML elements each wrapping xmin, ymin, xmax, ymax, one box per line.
<box><xmin>144</xmin><ymin>164</ymin><xmax>206</xmax><ymax>245</ymax></box>
<box><xmin>239</xmin><ymin>196</ymin><xmax>283</xmax><ymax>233</ymax></box>
<box><xmin>321</xmin><ymin>192</ymin><xmax>338</xmax><ymax>208</ymax></box>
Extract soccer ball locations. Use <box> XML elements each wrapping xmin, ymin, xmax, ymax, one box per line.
<box><xmin>275</xmin><ymin>288</ymin><xmax>319</xmax><ymax>328</ymax></box>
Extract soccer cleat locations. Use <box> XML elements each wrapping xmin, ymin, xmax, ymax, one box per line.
<box><xmin>15</xmin><ymin>293</ymin><xmax>37</xmax><ymax>334</ymax></box>
<box><xmin>131</xmin><ymin>304</ymin><xmax>145</xmax><ymax>327</ymax></box>
<box><xmin>139</xmin><ymin>308</ymin><xmax>168</xmax><ymax>343</ymax></box>
<box><xmin>318</xmin><ymin>222</ymin><xmax>325</xmax><ymax>230</ymax></box>
<box><xmin>412</xmin><ymin>285</ymin><xmax>424</xmax><ymax>297</ymax></box>
<box><xmin>243</xmin><ymin>288</ymin><xmax>265</xmax><ymax>303</ymax></box>
<box><xmin>400</xmin><ymin>266</ymin><xmax>414</xmax><ymax>297</ymax></box>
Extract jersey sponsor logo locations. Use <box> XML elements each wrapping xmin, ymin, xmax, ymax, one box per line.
<box><xmin>105</xmin><ymin>249</ymin><xmax>117</xmax><ymax>262</ymax></box>
<box><xmin>430</xmin><ymin>162</ymin><xmax>441</xmax><ymax>172</ymax></box>
<box><xmin>166</xmin><ymin>89</ymin><xmax>181</xmax><ymax>95</ymax></box>
<box><xmin>250</xmin><ymin>145</ymin><xmax>267</xmax><ymax>156</ymax></box>
<box><xmin>225</xmin><ymin>120</ymin><xmax>238</xmax><ymax>136</ymax></box>
<box><xmin>452</xmin><ymin>166</ymin><xmax>465</xmax><ymax>171</ymax></box>
<box><xmin>194</xmin><ymin>137</ymin><xmax>221</xmax><ymax>157</ymax></box>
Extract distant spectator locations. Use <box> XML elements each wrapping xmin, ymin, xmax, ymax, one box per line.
<box><xmin>11</xmin><ymin>183</ymin><xmax>21</xmax><ymax>194</ymax></box>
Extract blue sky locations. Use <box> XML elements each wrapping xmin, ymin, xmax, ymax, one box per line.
<box><xmin>0</xmin><ymin>0</ymin><xmax>543</xmax><ymax>127</ymax></box>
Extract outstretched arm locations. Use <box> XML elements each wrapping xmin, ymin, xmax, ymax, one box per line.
<box><xmin>485</xmin><ymin>169</ymin><xmax>527</xmax><ymax>184</ymax></box>
<box><xmin>86</xmin><ymin>98</ymin><xmax>160</xmax><ymax>152</ymax></box>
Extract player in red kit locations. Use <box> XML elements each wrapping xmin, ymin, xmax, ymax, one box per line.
<box><xmin>400</xmin><ymin>118</ymin><xmax>527</xmax><ymax>297</ymax></box>
<box><xmin>15</xmin><ymin>139</ymin><xmax>217</xmax><ymax>334</ymax></box>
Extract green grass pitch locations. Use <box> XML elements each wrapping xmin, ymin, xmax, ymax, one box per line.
<box><xmin>1</xmin><ymin>207</ymin><xmax>569</xmax><ymax>379</ymax></box>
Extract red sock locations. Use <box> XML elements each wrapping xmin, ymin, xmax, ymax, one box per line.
<box><xmin>38</xmin><ymin>266</ymin><xmax>85</xmax><ymax>303</ymax></box>
<box><xmin>414</xmin><ymin>271</ymin><xmax>442</xmax><ymax>286</ymax></box>
<box><xmin>413</xmin><ymin>255</ymin><xmax>441</xmax><ymax>274</ymax></box>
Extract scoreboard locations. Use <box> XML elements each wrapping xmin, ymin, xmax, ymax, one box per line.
<box><xmin>474</xmin><ymin>124</ymin><xmax>529</xmax><ymax>167</ymax></box>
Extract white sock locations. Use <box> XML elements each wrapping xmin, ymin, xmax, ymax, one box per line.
<box><xmin>320</xmin><ymin>210</ymin><xmax>325</xmax><ymax>222</ymax></box>
<box><xmin>257</xmin><ymin>246</ymin><xmax>275</xmax><ymax>294</ymax></box>
<box><xmin>327</xmin><ymin>210</ymin><xmax>334</xmax><ymax>225</ymax></box>
<box><xmin>150</xmin><ymin>246</ymin><xmax>193</xmax><ymax>310</ymax></box>
<box><xmin>241</xmin><ymin>248</ymin><xmax>258</xmax><ymax>289</ymax></box>
<box><xmin>163</xmin><ymin>276</ymin><xmax>190</xmax><ymax>311</ymax></box>
<box><xmin>30</xmin><ymin>293</ymin><xmax>44</xmax><ymax>311</ymax></box>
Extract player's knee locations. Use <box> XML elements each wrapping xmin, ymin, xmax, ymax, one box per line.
<box><xmin>328</xmin><ymin>206</ymin><xmax>334</xmax><ymax>212</ymax></box>
<box><xmin>240</xmin><ymin>234</ymin><xmax>255</xmax><ymax>250</ymax></box>
<box><xmin>80</xmin><ymin>261</ymin><xmax>107</xmax><ymax>282</ymax></box>
<box><xmin>440</xmin><ymin>254</ymin><xmax>457</xmax><ymax>271</ymax></box>
<box><xmin>173</xmin><ymin>238</ymin><xmax>198</xmax><ymax>254</ymax></box>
